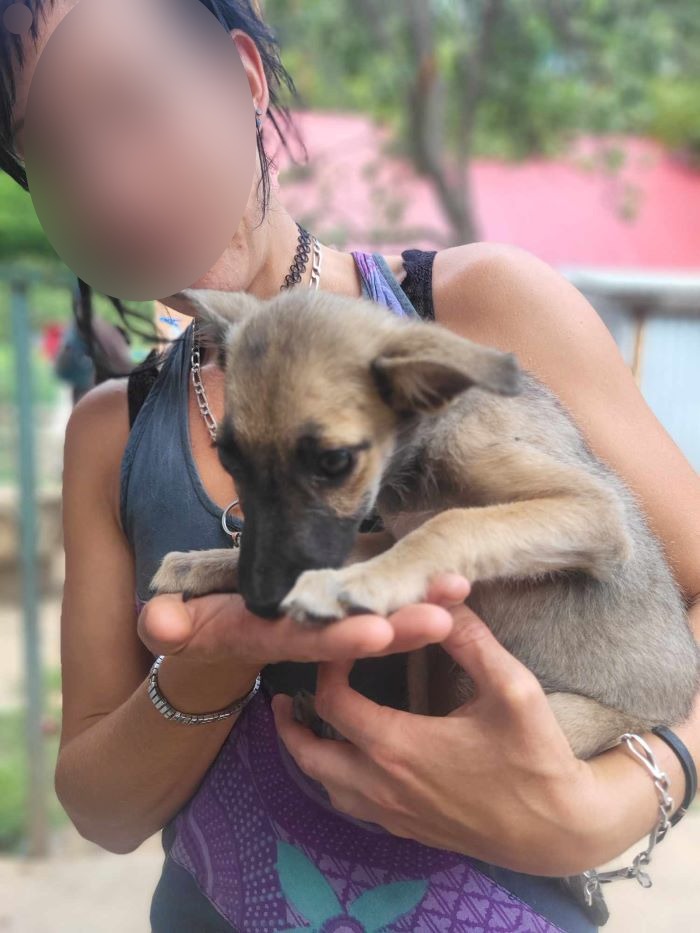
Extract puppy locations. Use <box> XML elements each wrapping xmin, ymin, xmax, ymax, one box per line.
<box><xmin>151</xmin><ymin>287</ymin><xmax>699</xmax><ymax>762</ymax></box>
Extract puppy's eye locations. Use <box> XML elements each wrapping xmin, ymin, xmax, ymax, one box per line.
<box><xmin>316</xmin><ymin>448</ymin><xmax>354</xmax><ymax>478</ymax></box>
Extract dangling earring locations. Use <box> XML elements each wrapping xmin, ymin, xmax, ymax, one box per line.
<box><xmin>255</xmin><ymin>106</ymin><xmax>263</xmax><ymax>130</ymax></box>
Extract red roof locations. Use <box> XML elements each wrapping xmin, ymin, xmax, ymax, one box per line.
<box><xmin>270</xmin><ymin>112</ymin><xmax>700</xmax><ymax>271</ymax></box>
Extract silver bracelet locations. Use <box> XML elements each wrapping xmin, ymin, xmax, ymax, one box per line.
<box><xmin>147</xmin><ymin>654</ymin><xmax>261</xmax><ymax>725</ymax></box>
<box><xmin>582</xmin><ymin>733</ymin><xmax>674</xmax><ymax>906</ymax></box>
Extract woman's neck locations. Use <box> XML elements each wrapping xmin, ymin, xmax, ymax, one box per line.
<box><xmin>190</xmin><ymin>206</ymin><xmax>367</xmax><ymax>365</ymax></box>
<box><xmin>247</xmin><ymin>207</ymin><xmax>365</xmax><ymax>301</ymax></box>
<box><xmin>157</xmin><ymin>201</ymin><xmax>396</xmax><ymax>349</ymax></box>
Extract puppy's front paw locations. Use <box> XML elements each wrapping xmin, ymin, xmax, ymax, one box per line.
<box><xmin>279</xmin><ymin>568</ymin><xmax>356</xmax><ymax>627</ymax></box>
<box><xmin>151</xmin><ymin>551</ymin><xmax>201</xmax><ymax>596</ymax></box>
<box><xmin>150</xmin><ymin>548</ymin><xmax>239</xmax><ymax>600</ymax></box>
<box><xmin>280</xmin><ymin>565</ymin><xmax>411</xmax><ymax>627</ymax></box>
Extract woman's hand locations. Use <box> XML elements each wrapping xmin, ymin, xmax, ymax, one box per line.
<box><xmin>271</xmin><ymin>590</ymin><xmax>613</xmax><ymax>877</ymax></box>
<box><xmin>136</xmin><ymin>577</ymin><xmax>463</xmax><ymax>671</ymax></box>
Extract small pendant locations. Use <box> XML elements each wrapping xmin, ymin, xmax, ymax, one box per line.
<box><xmin>221</xmin><ymin>498</ymin><xmax>242</xmax><ymax>548</ymax></box>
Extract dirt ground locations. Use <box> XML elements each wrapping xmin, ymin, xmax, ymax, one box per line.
<box><xmin>1</xmin><ymin>598</ymin><xmax>698</xmax><ymax>932</ymax></box>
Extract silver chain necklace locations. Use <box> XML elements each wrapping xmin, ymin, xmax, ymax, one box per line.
<box><xmin>190</xmin><ymin>226</ymin><xmax>323</xmax><ymax>543</ymax></box>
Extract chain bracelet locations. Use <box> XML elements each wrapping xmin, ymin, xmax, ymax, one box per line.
<box><xmin>582</xmin><ymin>733</ymin><xmax>674</xmax><ymax>905</ymax></box>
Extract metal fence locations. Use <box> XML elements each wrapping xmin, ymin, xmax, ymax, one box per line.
<box><xmin>1</xmin><ymin>265</ymin><xmax>75</xmax><ymax>856</ymax></box>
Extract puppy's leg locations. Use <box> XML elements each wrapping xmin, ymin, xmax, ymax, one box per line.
<box><xmin>151</xmin><ymin>548</ymin><xmax>240</xmax><ymax>600</ymax></box>
<box><xmin>546</xmin><ymin>692</ymin><xmax>640</xmax><ymax>760</ymax></box>
<box><xmin>281</xmin><ymin>489</ymin><xmax>630</xmax><ymax>624</ymax></box>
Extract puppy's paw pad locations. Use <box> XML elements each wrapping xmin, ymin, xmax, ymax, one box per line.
<box><xmin>285</xmin><ymin>604</ymin><xmax>343</xmax><ymax>628</ymax></box>
<box><xmin>337</xmin><ymin>591</ymin><xmax>378</xmax><ymax>616</ymax></box>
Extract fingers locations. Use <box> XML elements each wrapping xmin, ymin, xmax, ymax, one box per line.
<box><xmin>441</xmin><ymin>603</ymin><xmax>542</xmax><ymax>712</ymax></box>
<box><xmin>269</xmin><ymin>659</ymin><xmax>402</xmax><ymax>761</ymax></box>
<box><xmin>246</xmin><ymin>610</ymin><xmax>397</xmax><ymax>664</ymax></box>
<box><xmin>314</xmin><ymin>659</ymin><xmax>393</xmax><ymax>749</ymax></box>
<box><xmin>139</xmin><ymin>578</ymin><xmax>466</xmax><ymax>671</ymax></box>
<box><xmin>139</xmin><ymin>588</ymin><xmax>458</xmax><ymax>666</ymax></box>
<box><xmin>137</xmin><ymin>593</ymin><xmax>196</xmax><ymax>655</ymax></box>
<box><xmin>424</xmin><ymin>572</ymin><xmax>471</xmax><ymax>607</ymax></box>
<box><xmin>374</xmin><ymin>601</ymin><xmax>454</xmax><ymax>655</ymax></box>
<box><xmin>271</xmin><ymin>692</ymin><xmax>365</xmax><ymax>783</ymax></box>
<box><xmin>138</xmin><ymin>591</ymin><xmax>398</xmax><ymax>665</ymax></box>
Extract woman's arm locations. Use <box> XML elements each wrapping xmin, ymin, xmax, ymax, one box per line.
<box><xmin>55</xmin><ymin>381</ymin><xmax>261</xmax><ymax>854</ymax></box>
<box><xmin>433</xmin><ymin>242</ymin><xmax>700</xmax><ymax>860</ymax></box>
<box><xmin>584</xmin><ymin>598</ymin><xmax>699</xmax><ymax>865</ymax></box>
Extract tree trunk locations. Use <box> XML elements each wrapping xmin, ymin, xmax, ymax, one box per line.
<box><xmin>405</xmin><ymin>0</ymin><xmax>479</xmax><ymax>244</ymax></box>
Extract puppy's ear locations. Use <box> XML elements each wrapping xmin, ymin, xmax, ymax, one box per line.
<box><xmin>371</xmin><ymin>323</ymin><xmax>522</xmax><ymax>415</ymax></box>
<box><xmin>160</xmin><ymin>289</ymin><xmax>261</xmax><ymax>367</ymax></box>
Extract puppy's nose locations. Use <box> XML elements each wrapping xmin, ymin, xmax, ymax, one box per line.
<box><xmin>245</xmin><ymin>600</ymin><xmax>284</xmax><ymax>620</ymax></box>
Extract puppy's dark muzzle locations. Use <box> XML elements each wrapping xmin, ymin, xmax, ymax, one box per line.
<box><xmin>244</xmin><ymin>599</ymin><xmax>285</xmax><ymax>621</ymax></box>
<box><xmin>235</xmin><ymin>502</ymin><xmax>361</xmax><ymax>621</ymax></box>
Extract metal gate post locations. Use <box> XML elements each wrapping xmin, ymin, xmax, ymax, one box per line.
<box><xmin>9</xmin><ymin>278</ymin><xmax>48</xmax><ymax>857</ymax></box>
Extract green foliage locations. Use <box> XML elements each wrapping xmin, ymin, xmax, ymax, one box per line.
<box><xmin>0</xmin><ymin>174</ymin><xmax>57</xmax><ymax>262</ymax></box>
<box><xmin>0</xmin><ymin>713</ymin><xmax>25</xmax><ymax>851</ymax></box>
<box><xmin>264</xmin><ymin>0</ymin><xmax>700</xmax><ymax>161</ymax></box>
<box><xmin>645</xmin><ymin>78</ymin><xmax>700</xmax><ymax>165</ymax></box>
<box><xmin>0</xmin><ymin>667</ymin><xmax>66</xmax><ymax>853</ymax></box>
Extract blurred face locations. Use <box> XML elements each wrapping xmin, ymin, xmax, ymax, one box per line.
<box><xmin>11</xmin><ymin>0</ymin><xmax>259</xmax><ymax>300</ymax></box>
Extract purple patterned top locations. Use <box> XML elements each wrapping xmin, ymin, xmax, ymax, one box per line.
<box><xmin>168</xmin><ymin>684</ymin><xmax>563</xmax><ymax>932</ymax></box>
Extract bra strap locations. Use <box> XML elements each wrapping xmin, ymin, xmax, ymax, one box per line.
<box><xmin>400</xmin><ymin>249</ymin><xmax>437</xmax><ymax>321</ymax></box>
<box><xmin>127</xmin><ymin>348</ymin><xmax>161</xmax><ymax>429</ymax></box>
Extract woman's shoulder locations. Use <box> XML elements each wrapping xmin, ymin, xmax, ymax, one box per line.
<box><xmin>428</xmin><ymin>240</ymin><xmax>602</xmax><ymax>354</ymax></box>
<box><xmin>431</xmin><ymin>241</ymin><xmax>557</xmax><ymax>324</ymax></box>
<box><xmin>383</xmin><ymin>241</ymin><xmax>531</xmax><ymax>307</ymax></box>
<box><xmin>63</xmin><ymin>378</ymin><xmax>131</xmax><ymax>529</ymax></box>
<box><xmin>66</xmin><ymin>375</ymin><xmax>130</xmax><ymax>434</ymax></box>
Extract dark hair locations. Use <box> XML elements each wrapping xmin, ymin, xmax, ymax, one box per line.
<box><xmin>1</xmin><ymin>0</ymin><xmax>304</xmax><ymax>379</ymax></box>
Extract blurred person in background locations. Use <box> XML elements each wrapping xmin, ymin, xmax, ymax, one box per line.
<box><xmin>53</xmin><ymin>285</ymin><xmax>133</xmax><ymax>405</ymax></box>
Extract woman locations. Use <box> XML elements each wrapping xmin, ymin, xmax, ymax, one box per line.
<box><xmin>3</xmin><ymin>2</ymin><xmax>699</xmax><ymax>931</ymax></box>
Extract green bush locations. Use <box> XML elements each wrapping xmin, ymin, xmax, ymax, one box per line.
<box><xmin>0</xmin><ymin>667</ymin><xmax>68</xmax><ymax>854</ymax></box>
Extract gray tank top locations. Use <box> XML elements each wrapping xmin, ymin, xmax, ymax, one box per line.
<box><xmin>120</xmin><ymin>314</ymin><xmax>242</xmax><ymax>601</ymax></box>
